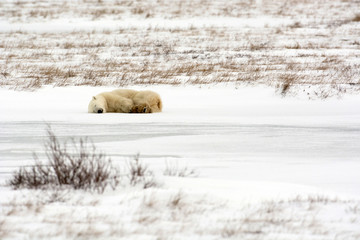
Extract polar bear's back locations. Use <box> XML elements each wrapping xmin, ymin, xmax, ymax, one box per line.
<box><xmin>111</xmin><ymin>89</ymin><xmax>138</xmax><ymax>99</ymax></box>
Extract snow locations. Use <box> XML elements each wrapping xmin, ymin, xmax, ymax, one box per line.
<box><xmin>1</xmin><ymin>85</ymin><xmax>360</xmax><ymax>239</ymax></box>
<box><xmin>0</xmin><ymin>17</ymin><xmax>293</xmax><ymax>33</ymax></box>
<box><xmin>2</xmin><ymin>85</ymin><xmax>360</xmax><ymax>125</ymax></box>
<box><xmin>1</xmin><ymin>0</ymin><xmax>360</xmax><ymax>237</ymax></box>
<box><xmin>1</xmin><ymin>85</ymin><xmax>360</xmax><ymax>200</ymax></box>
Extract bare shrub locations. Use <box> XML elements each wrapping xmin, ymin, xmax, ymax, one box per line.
<box><xmin>127</xmin><ymin>153</ymin><xmax>159</xmax><ymax>189</ymax></box>
<box><xmin>279</xmin><ymin>74</ymin><xmax>298</xmax><ymax>96</ymax></box>
<box><xmin>280</xmin><ymin>82</ymin><xmax>291</xmax><ymax>96</ymax></box>
<box><xmin>163</xmin><ymin>160</ymin><xmax>198</xmax><ymax>178</ymax></box>
<box><xmin>8</xmin><ymin>126</ymin><xmax>120</xmax><ymax>193</ymax></box>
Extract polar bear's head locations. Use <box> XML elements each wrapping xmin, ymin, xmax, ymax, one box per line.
<box><xmin>88</xmin><ymin>95</ymin><xmax>107</xmax><ymax>113</ymax></box>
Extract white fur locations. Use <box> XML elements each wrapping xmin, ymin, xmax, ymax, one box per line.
<box><xmin>88</xmin><ymin>89</ymin><xmax>162</xmax><ymax>114</ymax></box>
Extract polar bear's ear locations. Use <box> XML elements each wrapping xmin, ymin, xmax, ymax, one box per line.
<box><xmin>92</xmin><ymin>96</ymin><xmax>96</xmax><ymax>100</ymax></box>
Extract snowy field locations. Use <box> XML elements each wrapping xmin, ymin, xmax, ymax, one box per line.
<box><xmin>1</xmin><ymin>0</ymin><xmax>360</xmax><ymax>239</ymax></box>
<box><xmin>1</xmin><ymin>86</ymin><xmax>360</xmax><ymax>239</ymax></box>
<box><xmin>1</xmin><ymin>0</ymin><xmax>360</xmax><ymax>95</ymax></box>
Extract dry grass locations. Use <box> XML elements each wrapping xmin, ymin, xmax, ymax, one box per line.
<box><xmin>279</xmin><ymin>73</ymin><xmax>298</xmax><ymax>96</ymax></box>
<box><xmin>1</xmin><ymin>190</ymin><xmax>359</xmax><ymax>239</ymax></box>
<box><xmin>127</xmin><ymin>153</ymin><xmax>159</xmax><ymax>189</ymax></box>
<box><xmin>352</xmin><ymin>14</ymin><xmax>360</xmax><ymax>22</ymax></box>
<box><xmin>163</xmin><ymin>160</ymin><xmax>198</xmax><ymax>178</ymax></box>
<box><xmin>0</xmin><ymin>0</ymin><xmax>359</xmax><ymax>98</ymax></box>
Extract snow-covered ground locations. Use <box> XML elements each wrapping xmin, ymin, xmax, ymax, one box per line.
<box><xmin>1</xmin><ymin>85</ymin><xmax>360</xmax><ymax>239</ymax></box>
<box><xmin>1</xmin><ymin>0</ymin><xmax>359</xmax><ymax>92</ymax></box>
<box><xmin>1</xmin><ymin>0</ymin><xmax>360</xmax><ymax>238</ymax></box>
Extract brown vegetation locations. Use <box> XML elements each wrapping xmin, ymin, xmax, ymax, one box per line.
<box><xmin>0</xmin><ymin>0</ymin><xmax>359</xmax><ymax>98</ymax></box>
<box><xmin>8</xmin><ymin>126</ymin><xmax>120</xmax><ymax>193</ymax></box>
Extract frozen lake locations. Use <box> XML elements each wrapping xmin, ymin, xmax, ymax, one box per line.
<box><xmin>1</xmin><ymin>85</ymin><xmax>360</xmax><ymax>198</ymax></box>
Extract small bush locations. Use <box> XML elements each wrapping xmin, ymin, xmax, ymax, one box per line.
<box><xmin>279</xmin><ymin>74</ymin><xmax>297</xmax><ymax>96</ymax></box>
<box><xmin>8</xmin><ymin>127</ymin><xmax>119</xmax><ymax>193</ymax></box>
<box><xmin>127</xmin><ymin>153</ymin><xmax>158</xmax><ymax>189</ymax></box>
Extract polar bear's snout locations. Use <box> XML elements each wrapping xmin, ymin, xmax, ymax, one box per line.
<box><xmin>97</xmin><ymin>108</ymin><xmax>103</xmax><ymax>113</ymax></box>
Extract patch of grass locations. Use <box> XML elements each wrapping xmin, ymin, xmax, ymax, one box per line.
<box><xmin>168</xmin><ymin>191</ymin><xmax>184</xmax><ymax>209</ymax></box>
<box><xmin>1</xmin><ymin>0</ymin><xmax>359</xmax><ymax>98</ymax></box>
<box><xmin>289</xmin><ymin>21</ymin><xmax>302</xmax><ymax>28</ymax></box>
<box><xmin>127</xmin><ymin>153</ymin><xmax>159</xmax><ymax>189</ymax></box>
<box><xmin>163</xmin><ymin>160</ymin><xmax>198</xmax><ymax>178</ymax></box>
<box><xmin>249</xmin><ymin>42</ymin><xmax>269</xmax><ymax>51</ymax></box>
<box><xmin>352</xmin><ymin>14</ymin><xmax>360</xmax><ymax>22</ymax></box>
<box><xmin>279</xmin><ymin>74</ymin><xmax>298</xmax><ymax>96</ymax></box>
<box><xmin>285</xmin><ymin>41</ymin><xmax>301</xmax><ymax>49</ymax></box>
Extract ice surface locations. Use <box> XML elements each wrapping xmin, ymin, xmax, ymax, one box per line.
<box><xmin>1</xmin><ymin>85</ymin><xmax>360</xmax><ymax>198</ymax></box>
<box><xmin>1</xmin><ymin>85</ymin><xmax>360</xmax><ymax>239</ymax></box>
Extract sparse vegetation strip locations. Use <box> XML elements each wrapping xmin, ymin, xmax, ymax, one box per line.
<box><xmin>1</xmin><ymin>0</ymin><xmax>359</xmax><ymax>98</ymax></box>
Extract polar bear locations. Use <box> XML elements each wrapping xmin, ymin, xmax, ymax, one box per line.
<box><xmin>88</xmin><ymin>89</ymin><xmax>162</xmax><ymax>114</ymax></box>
